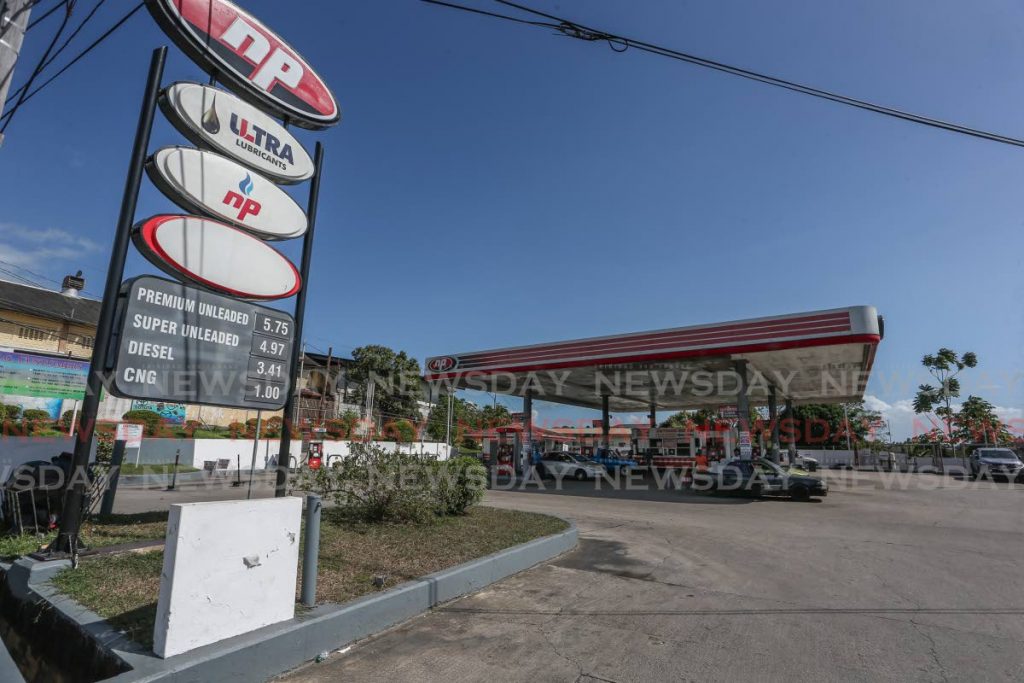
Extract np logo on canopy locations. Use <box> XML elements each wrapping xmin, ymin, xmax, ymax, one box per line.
<box><xmin>427</xmin><ymin>357</ymin><xmax>459</xmax><ymax>373</ymax></box>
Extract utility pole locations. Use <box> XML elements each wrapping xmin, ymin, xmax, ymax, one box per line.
<box><xmin>445</xmin><ymin>390</ymin><xmax>453</xmax><ymax>447</ymax></box>
<box><xmin>0</xmin><ymin>0</ymin><xmax>33</xmax><ymax>146</ymax></box>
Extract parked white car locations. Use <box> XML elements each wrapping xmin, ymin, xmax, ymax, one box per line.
<box><xmin>536</xmin><ymin>452</ymin><xmax>606</xmax><ymax>480</ymax></box>
<box><xmin>792</xmin><ymin>454</ymin><xmax>819</xmax><ymax>472</ymax></box>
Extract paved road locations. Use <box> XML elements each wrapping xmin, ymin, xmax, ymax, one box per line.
<box><xmin>278</xmin><ymin>471</ymin><xmax>1024</xmax><ymax>682</ymax></box>
<box><xmin>111</xmin><ymin>475</ymin><xmax>276</xmax><ymax>513</ymax></box>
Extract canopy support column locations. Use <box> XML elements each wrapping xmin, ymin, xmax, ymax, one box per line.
<box><xmin>733</xmin><ymin>359</ymin><xmax>751</xmax><ymax>459</ymax></box>
<box><xmin>648</xmin><ymin>402</ymin><xmax>657</xmax><ymax>428</ymax></box>
<box><xmin>601</xmin><ymin>394</ymin><xmax>610</xmax><ymax>453</ymax></box>
<box><xmin>522</xmin><ymin>390</ymin><xmax>533</xmax><ymax>476</ymax></box>
<box><xmin>768</xmin><ymin>386</ymin><xmax>780</xmax><ymax>462</ymax></box>
<box><xmin>786</xmin><ymin>398</ymin><xmax>797</xmax><ymax>464</ymax></box>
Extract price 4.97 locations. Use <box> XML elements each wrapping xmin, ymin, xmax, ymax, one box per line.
<box><xmin>251</xmin><ymin>333</ymin><xmax>290</xmax><ymax>360</ymax></box>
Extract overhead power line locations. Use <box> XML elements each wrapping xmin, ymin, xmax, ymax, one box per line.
<box><xmin>0</xmin><ymin>0</ymin><xmax>74</xmax><ymax>133</ymax></box>
<box><xmin>26</xmin><ymin>0</ymin><xmax>69</xmax><ymax>31</ymax></box>
<box><xmin>422</xmin><ymin>0</ymin><xmax>1024</xmax><ymax>150</ymax></box>
<box><xmin>0</xmin><ymin>1</ymin><xmax>142</xmax><ymax>128</ymax></box>
<box><xmin>4</xmin><ymin>0</ymin><xmax>107</xmax><ymax>106</ymax></box>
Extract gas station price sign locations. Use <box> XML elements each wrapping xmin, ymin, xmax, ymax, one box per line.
<box><xmin>111</xmin><ymin>276</ymin><xmax>295</xmax><ymax>410</ymax></box>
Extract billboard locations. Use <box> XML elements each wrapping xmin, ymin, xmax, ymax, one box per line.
<box><xmin>0</xmin><ymin>350</ymin><xmax>88</xmax><ymax>400</ymax></box>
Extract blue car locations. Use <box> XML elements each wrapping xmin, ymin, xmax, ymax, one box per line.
<box><xmin>591</xmin><ymin>450</ymin><xmax>638</xmax><ymax>473</ymax></box>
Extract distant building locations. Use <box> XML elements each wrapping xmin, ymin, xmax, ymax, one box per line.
<box><xmin>0</xmin><ymin>273</ymin><xmax>99</xmax><ymax>359</ymax></box>
<box><xmin>0</xmin><ymin>274</ymin><xmax>99</xmax><ymax>419</ymax></box>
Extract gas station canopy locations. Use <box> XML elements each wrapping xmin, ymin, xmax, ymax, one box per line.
<box><xmin>424</xmin><ymin>306</ymin><xmax>883</xmax><ymax>412</ymax></box>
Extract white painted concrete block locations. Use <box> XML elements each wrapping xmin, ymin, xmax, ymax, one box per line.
<box><xmin>153</xmin><ymin>497</ymin><xmax>303</xmax><ymax>658</ymax></box>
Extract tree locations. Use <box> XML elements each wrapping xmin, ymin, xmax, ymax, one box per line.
<box><xmin>427</xmin><ymin>396</ymin><xmax>481</xmax><ymax>444</ymax></box>
<box><xmin>777</xmin><ymin>402</ymin><xmax>879</xmax><ymax>449</ymax></box>
<box><xmin>326</xmin><ymin>410</ymin><xmax>360</xmax><ymax>439</ymax></box>
<box><xmin>122</xmin><ymin>409</ymin><xmax>164</xmax><ymax>436</ymax></box>
<box><xmin>660</xmin><ymin>408</ymin><xmax>719</xmax><ymax>430</ymax></box>
<box><xmin>348</xmin><ymin>345</ymin><xmax>424</xmax><ymax>422</ymax></box>
<box><xmin>913</xmin><ymin>348</ymin><xmax>977</xmax><ymax>444</ymax></box>
<box><xmin>953</xmin><ymin>395</ymin><xmax>1012</xmax><ymax>445</ymax></box>
<box><xmin>478</xmin><ymin>404</ymin><xmax>512</xmax><ymax>430</ymax></box>
<box><xmin>383</xmin><ymin>419</ymin><xmax>417</xmax><ymax>443</ymax></box>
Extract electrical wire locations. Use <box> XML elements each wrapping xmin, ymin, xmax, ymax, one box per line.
<box><xmin>0</xmin><ymin>1</ymin><xmax>142</xmax><ymax>127</ymax></box>
<box><xmin>422</xmin><ymin>0</ymin><xmax>1024</xmax><ymax>150</ymax></box>
<box><xmin>4</xmin><ymin>0</ymin><xmax>107</xmax><ymax>105</ymax></box>
<box><xmin>0</xmin><ymin>258</ymin><xmax>101</xmax><ymax>297</ymax></box>
<box><xmin>26</xmin><ymin>0</ymin><xmax>67</xmax><ymax>31</ymax></box>
<box><xmin>0</xmin><ymin>0</ymin><xmax>74</xmax><ymax>133</ymax></box>
<box><xmin>0</xmin><ymin>0</ymin><xmax>53</xmax><ymax>41</ymax></box>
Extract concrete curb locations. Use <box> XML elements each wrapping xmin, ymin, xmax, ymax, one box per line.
<box><xmin>7</xmin><ymin>521</ymin><xmax>578</xmax><ymax>682</ymax></box>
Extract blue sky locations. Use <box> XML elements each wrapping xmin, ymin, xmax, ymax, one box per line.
<box><xmin>1</xmin><ymin>0</ymin><xmax>1022</xmax><ymax>438</ymax></box>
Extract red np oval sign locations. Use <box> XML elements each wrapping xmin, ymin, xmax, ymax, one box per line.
<box><xmin>427</xmin><ymin>357</ymin><xmax>458</xmax><ymax>373</ymax></box>
<box><xmin>145</xmin><ymin>0</ymin><xmax>339</xmax><ymax>129</ymax></box>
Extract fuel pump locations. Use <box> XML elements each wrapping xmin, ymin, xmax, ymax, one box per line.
<box><xmin>307</xmin><ymin>440</ymin><xmax>324</xmax><ymax>470</ymax></box>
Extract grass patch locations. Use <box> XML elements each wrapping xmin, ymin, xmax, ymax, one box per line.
<box><xmin>51</xmin><ymin>551</ymin><xmax>162</xmax><ymax>646</ymax></box>
<box><xmin>117</xmin><ymin>463</ymin><xmax>199</xmax><ymax>476</ymax></box>
<box><xmin>0</xmin><ymin>511</ymin><xmax>169</xmax><ymax>561</ymax></box>
<box><xmin>50</xmin><ymin>506</ymin><xmax>567</xmax><ymax>650</ymax></box>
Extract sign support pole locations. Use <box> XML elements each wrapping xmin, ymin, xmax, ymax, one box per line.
<box><xmin>275</xmin><ymin>142</ymin><xmax>324</xmax><ymax>498</ymax></box>
<box><xmin>46</xmin><ymin>47</ymin><xmax>167</xmax><ymax>558</ymax></box>
<box><xmin>99</xmin><ymin>440</ymin><xmax>127</xmax><ymax>516</ymax></box>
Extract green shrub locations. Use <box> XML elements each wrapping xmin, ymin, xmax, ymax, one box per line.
<box><xmin>263</xmin><ymin>415</ymin><xmax>284</xmax><ymax>438</ymax></box>
<box><xmin>22</xmin><ymin>408</ymin><xmax>52</xmax><ymax>423</ymax></box>
<box><xmin>60</xmin><ymin>409</ymin><xmax>78</xmax><ymax>432</ymax></box>
<box><xmin>121</xmin><ymin>409</ymin><xmax>164</xmax><ymax>436</ymax></box>
<box><xmin>1</xmin><ymin>404</ymin><xmax>21</xmax><ymax>421</ymax></box>
<box><xmin>295</xmin><ymin>442</ymin><xmax>437</xmax><ymax>524</ymax></box>
<box><xmin>96</xmin><ymin>430</ymin><xmax>114</xmax><ymax>465</ymax></box>
<box><xmin>22</xmin><ymin>409</ymin><xmax>54</xmax><ymax>433</ymax></box>
<box><xmin>434</xmin><ymin>456</ymin><xmax>487</xmax><ymax>515</ymax></box>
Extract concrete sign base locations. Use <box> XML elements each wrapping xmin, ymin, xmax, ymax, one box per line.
<box><xmin>153</xmin><ymin>497</ymin><xmax>302</xmax><ymax>658</ymax></box>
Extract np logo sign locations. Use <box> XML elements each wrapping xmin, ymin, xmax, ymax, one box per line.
<box><xmin>427</xmin><ymin>357</ymin><xmax>458</xmax><ymax>373</ymax></box>
<box><xmin>146</xmin><ymin>147</ymin><xmax>307</xmax><ymax>240</ymax></box>
<box><xmin>146</xmin><ymin>0</ymin><xmax>340</xmax><ymax>129</ymax></box>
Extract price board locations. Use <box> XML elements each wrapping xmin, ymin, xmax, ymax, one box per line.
<box><xmin>110</xmin><ymin>276</ymin><xmax>294</xmax><ymax>410</ymax></box>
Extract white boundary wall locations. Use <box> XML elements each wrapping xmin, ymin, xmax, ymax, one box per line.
<box><xmin>0</xmin><ymin>437</ymin><xmax>452</xmax><ymax>474</ymax></box>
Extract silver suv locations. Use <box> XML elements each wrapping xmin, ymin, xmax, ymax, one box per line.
<box><xmin>968</xmin><ymin>448</ymin><xmax>1023</xmax><ymax>481</ymax></box>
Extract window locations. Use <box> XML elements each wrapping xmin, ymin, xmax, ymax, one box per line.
<box><xmin>74</xmin><ymin>334</ymin><xmax>94</xmax><ymax>348</ymax></box>
<box><xmin>17</xmin><ymin>326</ymin><xmax>54</xmax><ymax>342</ymax></box>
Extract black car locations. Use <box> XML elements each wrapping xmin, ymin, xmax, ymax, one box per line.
<box><xmin>696</xmin><ymin>459</ymin><xmax>828</xmax><ymax>501</ymax></box>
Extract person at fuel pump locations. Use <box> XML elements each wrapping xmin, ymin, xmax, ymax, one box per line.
<box><xmin>695</xmin><ymin>448</ymin><xmax>709</xmax><ymax>473</ymax></box>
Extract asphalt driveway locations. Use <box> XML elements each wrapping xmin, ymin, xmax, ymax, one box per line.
<box><xmin>279</xmin><ymin>470</ymin><xmax>1024</xmax><ymax>682</ymax></box>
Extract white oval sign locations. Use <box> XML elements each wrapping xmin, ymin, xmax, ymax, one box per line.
<box><xmin>147</xmin><ymin>147</ymin><xmax>307</xmax><ymax>240</ymax></box>
<box><xmin>134</xmin><ymin>215</ymin><xmax>301</xmax><ymax>300</ymax></box>
<box><xmin>160</xmin><ymin>82</ymin><xmax>314</xmax><ymax>184</ymax></box>
<box><xmin>145</xmin><ymin>0</ymin><xmax>339</xmax><ymax>129</ymax></box>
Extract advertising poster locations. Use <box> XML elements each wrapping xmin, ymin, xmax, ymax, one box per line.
<box><xmin>130</xmin><ymin>399</ymin><xmax>187</xmax><ymax>425</ymax></box>
<box><xmin>0</xmin><ymin>351</ymin><xmax>89</xmax><ymax>418</ymax></box>
<box><xmin>0</xmin><ymin>350</ymin><xmax>88</xmax><ymax>399</ymax></box>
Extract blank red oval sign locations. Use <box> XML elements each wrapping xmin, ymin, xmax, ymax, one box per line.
<box><xmin>145</xmin><ymin>0</ymin><xmax>339</xmax><ymax>129</ymax></box>
<box><xmin>134</xmin><ymin>215</ymin><xmax>301</xmax><ymax>299</ymax></box>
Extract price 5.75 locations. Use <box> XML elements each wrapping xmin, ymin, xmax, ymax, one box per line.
<box><xmin>255</xmin><ymin>313</ymin><xmax>292</xmax><ymax>339</ymax></box>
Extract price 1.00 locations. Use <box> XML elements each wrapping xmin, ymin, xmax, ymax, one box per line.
<box><xmin>245</xmin><ymin>380</ymin><xmax>286</xmax><ymax>405</ymax></box>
